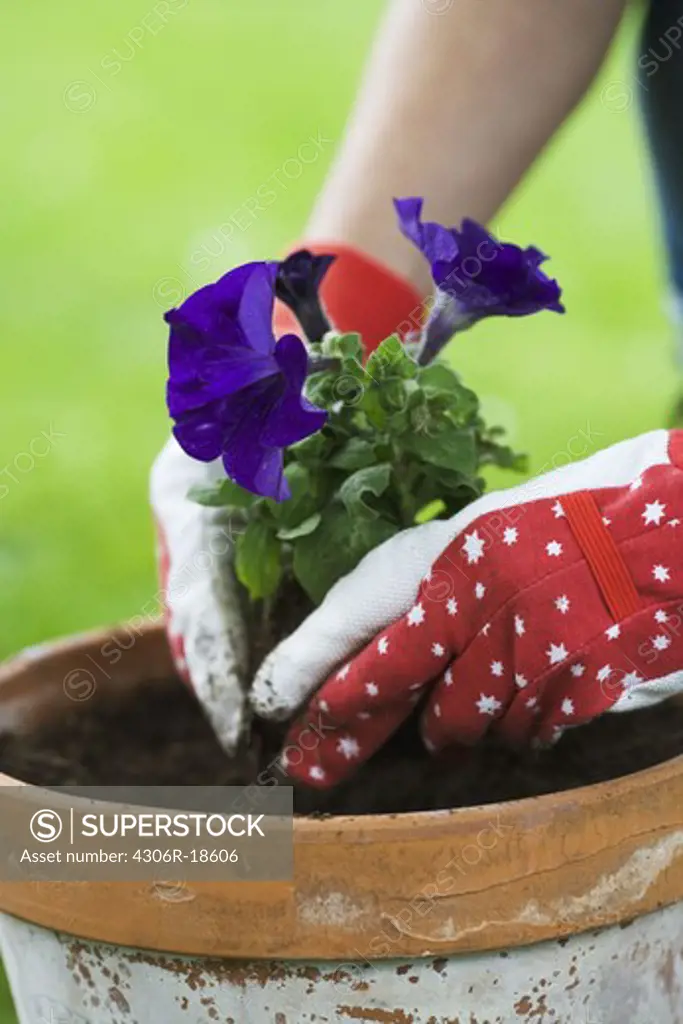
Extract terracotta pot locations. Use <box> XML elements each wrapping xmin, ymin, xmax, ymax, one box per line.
<box><xmin>2</xmin><ymin>623</ymin><xmax>683</xmax><ymax>1023</ymax></box>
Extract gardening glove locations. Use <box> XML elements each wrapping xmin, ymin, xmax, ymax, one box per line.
<box><xmin>152</xmin><ymin>245</ymin><xmax>422</xmax><ymax>752</ymax></box>
<box><xmin>252</xmin><ymin>428</ymin><xmax>683</xmax><ymax>787</ymax></box>
<box><xmin>150</xmin><ymin>437</ymin><xmax>250</xmax><ymax>752</ymax></box>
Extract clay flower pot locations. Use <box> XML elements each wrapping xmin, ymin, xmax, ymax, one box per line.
<box><xmin>2</xmin><ymin>622</ymin><xmax>683</xmax><ymax>1023</ymax></box>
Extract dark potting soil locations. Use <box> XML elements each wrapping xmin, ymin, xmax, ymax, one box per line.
<box><xmin>2</xmin><ymin>677</ymin><xmax>683</xmax><ymax>815</ymax></box>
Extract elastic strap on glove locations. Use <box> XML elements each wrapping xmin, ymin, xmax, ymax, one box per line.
<box><xmin>274</xmin><ymin>242</ymin><xmax>424</xmax><ymax>354</ymax></box>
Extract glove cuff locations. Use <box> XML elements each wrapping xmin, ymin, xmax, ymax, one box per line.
<box><xmin>274</xmin><ymin>242</ymin><xmax>424</xmax><ymax>354</ymax></box>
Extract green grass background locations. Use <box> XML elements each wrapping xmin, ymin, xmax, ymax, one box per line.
<box><xmin>0</xmin><ymin>3</ymin><xmax>673</xmax><ymax>1020</ymax></box>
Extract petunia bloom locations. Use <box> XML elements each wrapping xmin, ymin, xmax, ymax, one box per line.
<box><xmin>394</xmin><ymin>197</ymin><xmax>564</xmax><ymax>363</ymax></box>
<box><xmin>165</xmin><ymin>261</ymin><xmax>327</xmax><ymax>501</ymax></box>
<box><xmin>275</xmin><ymin>249</ymin><xmax>336</xmax><ymax>343</ymax></box>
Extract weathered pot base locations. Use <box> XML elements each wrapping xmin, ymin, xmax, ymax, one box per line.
<box><xmin>2</xmin><ymin>904</ymin><xmax>683</xmax><ymax>1023</ymax></box>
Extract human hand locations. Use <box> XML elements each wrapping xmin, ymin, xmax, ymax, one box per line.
<box><xmin>150</xmin><ymin>438</ymin><xmax>249</xmax><ymax>753</ymax></box>
<box><xmin>252</xmin><ymin>429</ymin><xmax>683</xmax><ymax>786</ymax></box>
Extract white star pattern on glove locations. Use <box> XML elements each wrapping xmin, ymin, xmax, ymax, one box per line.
<box><xmin>643</xmin><ymin>500</ymin><xmax>666</xmax><ymax>526</ymax></box>
<box><xmin>462</xmin><ymin>530</ymin><xmax>486</xmax><ymax>564</ymax></box>
<box><xmin>547</xmin><ymin>642</ymin><xmax>568</xmax><ymax>665</ymax></box>
<box><xmin>337</xmin><ymin>736</ymin><xmax>361</xmax><ymax>760</ymax></box>
<box><xmin>407</xmin><ymin>602</ymin><xmax>426</xmax><ymax>626</ymax></box>
<box><xmin>476</xmin><ymin>694</ymin><xmax>502</xmax><ymax>716</ymax></box>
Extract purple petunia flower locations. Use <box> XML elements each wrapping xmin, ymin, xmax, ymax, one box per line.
<box><xmin>275</xmin><ymin>249</ymin><xmax>336</xmax><ymax>343</ymax></box>
<box><xmin>165</xmin><ymin>261</ymin><xmax>327</xmax><ymax>501</ymax></box>
<box><xmin>394</xmin><ymin>197</ymin><xmax>564</xmax><ymax>363</ymax></box>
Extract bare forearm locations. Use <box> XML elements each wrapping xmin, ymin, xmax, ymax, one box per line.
<box><xmin>306</xmin><ymin>0</ymin><xmax>627</xmax><ymax>294</ymax></box>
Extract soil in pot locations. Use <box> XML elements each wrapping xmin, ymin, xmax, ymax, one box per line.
<box><xmin>2</xmin><ymin>674</ymin><xmax>683</xmax><ymax>816</ymax></box>
<box><xmin>4</xmin><ymin>580</ymin><xmax>683</xmax><ymax>815</ymax></box>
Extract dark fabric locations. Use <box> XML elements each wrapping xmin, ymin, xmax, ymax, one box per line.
<box><xmin>640</xmin><ymin>0</ymin><xmax>683</xmax><ymax>297</ymax></box>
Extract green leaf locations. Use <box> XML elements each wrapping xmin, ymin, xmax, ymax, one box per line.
<box><xmin>358</xmin><ymin>386</ymin><xmax>388</xmax><ymax>430</ymax></box>
<box><xmin>188</xmin><ymin>478</ymin><xmax>257</xmax><ymax>509</ymax></box>
<box><xmin>288</xmin><ymin>431</ymin><xmax>329</xmax><ymax>466</ymax></box>
<box><xmin>338</xmin><ymin>463</ymin><xmax>392</xmax><ymax>519</ymax></box>
<box><xmin>276</xmin><ymin>513</ymin><xmax>322</xmax><ymax>541</ymax></box>
<box><xmin>268</xmin><ymin>464</ymin><xmax>314</xmax><ymax>523</ymax></box>
<box><xmin>235</xmin><ymin>519</ymin><xmax>282</xmax><ymax>600</ymax></box>
<box><xmin>418</xmin><ymin>362</ymin><xmax>480</xmax><ymax>419</ymax></box>
<box><xmin>478</xmin><ymin>436</ymin><xmax>528</xmax><ymax>473</ymax></box>
<box><xmin>321</xmin><ymin>331</ymin><xmax>364</xmax><ymax>364</ymax></box>
<box><xmin>366</xmin><ymin>335</ymin><xmax>417</xmax><ymax>382</ymax></box>
<box><xmin>379</xmin><ymin>378</ymin><xmax>410</xmax><ymax>413</ymax></box>
<box><xmin>404</xmin><ymin>425</ymin><xmax>478</xmax><ymax>476</ymax></box>
<box><xmin>329</xmin><ymin>438</ymin><xmax>378</xmax><ymax>470</ymax></box>
<box><xmin>292</xmin><ymin>504</ymin><xmax>398</xmax><ymax>604</ymax></box>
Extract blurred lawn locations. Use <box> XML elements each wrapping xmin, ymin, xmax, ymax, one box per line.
<box><xmin>0</xmin><ymin>2</ymin><xmax>673</xmax><ymax>1021</ymax></box>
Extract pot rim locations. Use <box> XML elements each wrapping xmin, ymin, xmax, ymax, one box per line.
<box><xmin>1</xmin><ymin>621</ymin><xmax>683</xmax><ymax>960</ymax></box>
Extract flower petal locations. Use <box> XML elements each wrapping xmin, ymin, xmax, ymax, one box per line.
<box><xmin>273</xmin><ymin>332</ymin><xmax>309</xmax><ymax>390</ymax></box>
<box><xmin>166</xmin><ymin>262</ymin><xmax>281</xmax><ymax>418</ymax></box>
<box><xmin>394</xmin><ymin>197</ymin><xmax>459</xmax><ymax>267</ymax></box>
<box><xmin>172</xmin><ymin>404</ymin><xmax>225</xmax><ymax>463</ymax></box>
<box><xmin>237</xmin><ymin>261</ymin><xmax>280</xmax><ymax>356</ymax></box>
<box><xmin>164</xmin><ymin>263</ymin><xmax>324</xmax><ymax>500</ymax></box>
<box><xmin>261</xmin><ymin>334</ymin><xmax>327</xmax><ymax>447</ymax></box>
<box><xmin>224</xmin><ymin>442</ymin><xmax>288</xmax><ymax>502</ymax></box>
<box><xmin>166</xmin><ymin>262</ymin><xmax>264</xmax><ymax>337</ymax></box>
<box><xmin>219</xmin><ymin>387</ymin><xmax>290</xmax><ymax>501</ymax></box>
<box><xmin>167</xmin><ymin>346</ymin><xmax>276</xmax><ymax>418</ymax></box>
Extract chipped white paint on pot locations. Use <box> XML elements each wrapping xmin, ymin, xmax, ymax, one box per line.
<box><xmin>2</xmin><ymin>902</ymin><xmax>683</xmax><ymax>1024</ymax></box>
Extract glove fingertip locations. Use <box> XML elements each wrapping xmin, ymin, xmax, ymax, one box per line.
<box><xmin>251</xmin><ymin>648</ymin><xmax>318</xmax><ymax>721</ymax></box>
<box><xmin>250</xmin><ymin>670</ymin><xmax>294</xmax><ymax>721</ymax></box>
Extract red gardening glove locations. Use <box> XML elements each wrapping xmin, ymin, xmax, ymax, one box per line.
<box><xmin>258</xmin><ymin>429</ymin><xmax>683</xmax><ymax>788</ymax></box>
